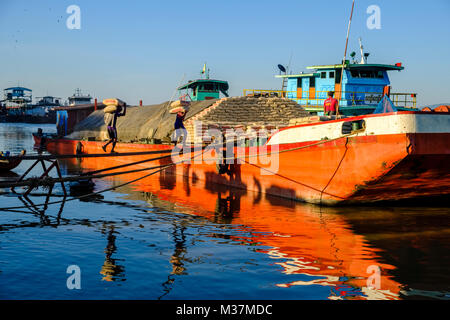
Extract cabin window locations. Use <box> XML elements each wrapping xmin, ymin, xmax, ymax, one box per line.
<box><xmin>297</xmin><ymin>79</ymin><xmax>302</xmax><ymax>88</ymax></box>
<box><xmin>351</xmin><ymin>70</ymin><xmax>360</xmax><ymax>78</ymax></box>
<box><xmin>321</xmin><ymin>72</ymin><xmax>327</xmax><ymax>79</ymax></box>
<box><xmin>360</xmin><ymin>70</ymin><xmax>374</xmax><ymax>78</ymax></box>
<box><xmin>351</xmin><ymin>70</ymin><xmax>383</xmax><ymax>79</ymax></box>
<box><xmin>310</xmin><ymin>77</ymin><xmax>316</xmax><ymax>88</ymax></box>
<box><xmin>201</xmin><ymin>83</ymin><xmax>215</xmax><ymax>91</ymax></box>
<box><xmin>329</xmin><ymin>71</ymin><xmax>335</xmax><ymax>79</ymax></box>
<box><xmin>335</xmin><ymin>69</ymin><xmax>342</xmax><ymax>84</ymax></box>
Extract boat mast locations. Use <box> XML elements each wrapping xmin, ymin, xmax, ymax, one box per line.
<box><xmin>337</xmin><ymin>0</ymin><xmax>356</xmax><ymax>117</ymax></box>
<box><xmin>359</xmin><ymin>37</ymin><xmax>366</xmax><ymax>64</ymax></box>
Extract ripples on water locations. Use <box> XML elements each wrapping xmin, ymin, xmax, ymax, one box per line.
<box><xmin>0</xmin><ymin>123</ymin><xmax>449</xmax><ymax>300</ymax></box>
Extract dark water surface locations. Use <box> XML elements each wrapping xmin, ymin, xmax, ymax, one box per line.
<box><xmin>0</xmin><ymin>123</ymin><xmax>449</xmax><ymax>300</ymax></box>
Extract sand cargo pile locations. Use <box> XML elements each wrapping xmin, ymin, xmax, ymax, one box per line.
<box><xmin>67</xmin><ymin>97</ymin><xmax>309</xmax><ymax>143</ymax></box>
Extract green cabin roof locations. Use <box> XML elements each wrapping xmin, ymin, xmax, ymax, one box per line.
<box><xmin>306</xmin><ymin>63</ymin><xmax>404</xmax><ymax>71</ymax></box>
<box><xmin>276</xmin><ymin>63</ymin><xmax>404</xmax><ymax>79</ymax></box>
<box><xmin>275</xmin><ymin>73</ymin><xmax>320</xmax><ymax>79</ymax></box>
<box><xmin>178</xmin><ymin>79</ymin><xmax>229</xmax><ymax>91</ymax></box>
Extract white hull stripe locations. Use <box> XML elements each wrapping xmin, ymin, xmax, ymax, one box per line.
<box><xmin>267</xmin><ymin>113</ymin><xmax>450</xmax><ymax>146</ymax></box>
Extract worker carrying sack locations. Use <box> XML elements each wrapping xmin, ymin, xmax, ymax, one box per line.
<box><xmin>169</xmin><ymin>107</ymin><xmax>186</xmax><ymax>114</ymax></box>
<box><xmin>169</xmin><ymin>100</ymin><xmax>190</xmax><ymax>114</ymax></box>
<box><xmin>103</xmin><ymin>98</ymin><xmax>125</xmax><ymax>114</ymax></box>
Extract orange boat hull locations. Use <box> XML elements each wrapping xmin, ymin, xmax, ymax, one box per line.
<box><xmin>39</xmin><ymin>131</ymin><xmax>450</xmax><ymax>205</ymax></box>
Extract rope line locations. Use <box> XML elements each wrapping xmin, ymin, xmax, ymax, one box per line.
<box><xmin>0</xmin><ymin>131</ymin><xmax>360</xmax><ymax>211</ymax></box>
<box><xmin>207</xmin><ymin>131</ymin><xmax>359</xmax><ymax>161</ymax></box>
<box><xmin>0</xmin><ymin>147</ymin><xmax>206</xmax><ymax>211</ymax></box>
<box><xmin>81</xmin><ymin>154</ymin><xmax>171</xmax><ymax>176</ymax></box>
<box><xmin>2</xmin><ymin>148</ymin><xmax>173</xmax><ymax>161</ymax></box>
<box><xmin>0</xmin><ymin>163</ymin><xmax>169</xmax><ymax>189</ymax></box>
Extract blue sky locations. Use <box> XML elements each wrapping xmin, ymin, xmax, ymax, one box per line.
<box><xmin>0</xmin><ymin>0</ymin><xmax>449</xmax><ymax>106</ymax></box>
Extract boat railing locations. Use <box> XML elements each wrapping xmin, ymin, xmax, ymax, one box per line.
<box><xmin>390</xmin><ymin>93</ymin><xmax>417</xmax><ymax>108</ymax></box>
<box><xmin>243</xmin><ymin>89</ymin><xmax>417</xmax><ymax>108</ymax></box>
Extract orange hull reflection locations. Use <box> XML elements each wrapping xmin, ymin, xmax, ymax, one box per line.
<box><xmin>59</xmin><ymin>154</ymin><xmax>403</xmax><ymax>300</ymax></box>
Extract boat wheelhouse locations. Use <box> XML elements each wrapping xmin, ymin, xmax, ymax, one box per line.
<box><xmin>244</xmin><ymin>43</ymin><xmax>418</xmax><ymax>116</ymax></box>
<box><xmin>36</xmin><ymin>96</ymin><xmax>61</xmax><ymax>107</ymax></box>
<box><xmin>177</xmin><ymin>66</ymin><xmax>229</xmax><ymax>101</ymax></box>
<box><xmin>25</xmin><ymin>96</ymin><xmax>61</xmax><ymax>118</ymax></box>
<box><xmin>281</xmin><ymin>62</ymin><xmax>417</xmax><ymax>115</ymax></box>
<box><xmin>68</xmin><ymin>88</ymin><xmax>92</xmax><ymax>106</ymax></box>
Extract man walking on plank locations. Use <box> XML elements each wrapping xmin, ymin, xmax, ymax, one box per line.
<box><xmin>102</xmin><ymin>100</ymin><xmax>127</xmax><ymax>153</ymax></box>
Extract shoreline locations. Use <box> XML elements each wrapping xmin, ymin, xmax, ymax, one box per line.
<box><xmin>0</xmin><ymin>114</ymin><xmax>56</xmax><ymax>124</ymax></box>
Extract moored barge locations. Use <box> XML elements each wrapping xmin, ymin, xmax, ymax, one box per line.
<box><xmin>34</xmin><ymin>107</ymin><xmax>450</xmax><ymax>205</ymax></box>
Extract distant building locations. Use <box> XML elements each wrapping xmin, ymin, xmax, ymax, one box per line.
<box><xmin>0</xmin><ymin>87</ymin><xmax>57</xmax><ymax>122</ymax></box>
<box><xmin>2</xmin><ymin>87</ymin><xmax>32</xmax><ymax>108</ymax></box>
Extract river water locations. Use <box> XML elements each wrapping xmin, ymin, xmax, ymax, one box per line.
<box><xmin>0</xmin><ymin>123</ymin><xmax>449</xmax><ymax>300</ymax></box>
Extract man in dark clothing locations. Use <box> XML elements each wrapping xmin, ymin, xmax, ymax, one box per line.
<box><xmin>173</xmin><ymin>109</ymin><xmax>188</xmax><ymax>145</ymax></box>
<box><xmin>102</xmin><ymin>103</ymin><xmax>127</xmax><ymax>153</ymax></box>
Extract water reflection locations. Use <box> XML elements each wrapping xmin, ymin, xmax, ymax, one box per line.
<box><xmin>159</xmin><ymin>220</ymin><xmax>191</xmax><ymax>300</ymax></box>
<box><xmin>214</xmin><ymin>191</ymin><xmax>243</xmax><ymax>224</ymax></box>
<box><xmin>338</xmin><ymin>207</ymin><xmax>450</xmax><ymax>299</ymax></box>
<box><xmin>18</xmin><ymin>194</ymin><xmax>65</xmax><ymax>227</ymax></box>
<box><xmin>100</xmin><ymin>224</ymin><xmax>125</xmax><ymax>282</ymax></box>
<box><xmin>54</xmin><ymin>151</ymin><xmax>450</xmax><ymax>300</ymax></box>
<box><xmin>0</xmin><ymin>124</ymin><xmax>36</xmax><ymax>155</ymax></box>
<box><xmin>0</xmin><ymin>188</ymin><xmax>66</xmax><ymax>227</ymax></box>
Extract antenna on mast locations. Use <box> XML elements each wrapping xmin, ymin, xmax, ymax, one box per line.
<box><xmin>287</xmin><ymin>51</ymin><xmax>293</xmax><ymax>74</ymax></box>
<box><xmin>201</xmin><ymin>63</ymin><xmax>208</xmax><ymax>79</ymax></box>
<box><xmin>358</xmin><ymin>37</ymin><xmax>370</xmax><ymax>64</ymax></box>
<box><xmin>359</xmin><ymin>37</ymin><xmax>365</xmax><ymax>64</ymax></box>
<box><xmin>336</xmin><ymin>0</ymin><xmax>356</xmax><ymax>117</ymax></box>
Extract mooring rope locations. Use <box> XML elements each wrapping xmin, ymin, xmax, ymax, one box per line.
<box><xmin>0</xmin><ymin>166</ymin><xmax>170</xmax><ymax>211</ymax></box>
<box><xmin>2</xmin><ymin>148</ymin><xmax>173</xmax><ymax>161</ymax></box>
<box><xmin>0</xmin><ymin>163</ymin><xmax>168</xmax><ymax>189</ymax></box>
<box><xmin>0</xmin><ymin>131</ymin><xmax>361</xmax><ymax>211</ymax></box>
<box><xmin>205</xmin><ymin>131</ymin><xmax>359</xmax><ymax>161</ymax></box>
<box><xmin>81</xmin><ymin>154</ymin><xmax>171</xmax><ymax>176</ymax></box>
<box><xmin>0</xmin><ymin>147</ymin><xmax>206</xmax><ymax>211</ymax></box>
<box><xmin>0</xmin><ymin>145</ymin><xmax>203</xmax><ymax>189</ymax></box>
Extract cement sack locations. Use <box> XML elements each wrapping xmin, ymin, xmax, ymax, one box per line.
<box><xmin>104</xmin><ymin>105</ymin><xmax>117</xmax><ymax>114</ymax></box>
<box><xmin>103</xmin><ymin>98</ymin><xmax>125</xmax><ymax>107</ymax></box>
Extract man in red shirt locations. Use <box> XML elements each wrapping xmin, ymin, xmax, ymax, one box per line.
<box><xmin>324</xmin><ymin>91</ymin><xmax>338</xmax><ymax>116</ymax></box>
